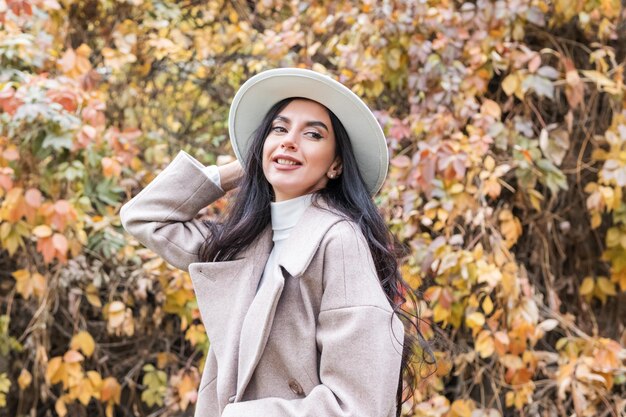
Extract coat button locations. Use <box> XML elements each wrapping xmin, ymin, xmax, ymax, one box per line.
<box><xmin>288</xmin><ymin>379</ymin><xmax>304</xmax><ymax>396</ymax></box>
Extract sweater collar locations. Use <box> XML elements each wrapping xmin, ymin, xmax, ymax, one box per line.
<box><xmin>270</xmin><ymin>194</ymin><xmax>313</xmax><ymax>242</ymax></box>
<box><xmin>275</xmin><ymin>197</ymin><xmax>345</xmax><ymax>277</ymax></box>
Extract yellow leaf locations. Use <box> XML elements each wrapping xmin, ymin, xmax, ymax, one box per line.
<box><xmin>76</xmin><ymin>378</ymin><xmax>94</xmax><ymax>405</ymax></box>
<box><xmin>86</xmin><ymin>284</ymin><xmax>102</xmax><ymax>307</ymax></box>
<box><xmin>482</xmin><ymin>296</ymin><xmax>494</xmax><ymax>315</ymax></box>
<box><xmin>55</xmin><ymin>397</ymin><xmax>68</xmax><ymax>417</ymax></box>
<box><xmin>386</xmin><ymin>48</ymin><xmax>402</xmax><ymax>71</ymax></box>
<box><xmin>12</xmin><ymin>269</ymin><xmax>33</xmax><ymax>300</ymax></box>
<box><xmin>433</xmin><ymin>303</ymin><xmax>451</xmax><ymax>324</ymax></box>
<box><xmin>228</xmin><ymin>9</ymin><xmax>238</xmax><ymax>23</ymax></box>
<box><xmin>466</xmin><ymin>312</ymin><xmax>485</xmax><ymax>330</ymax></box>
<box><xmin>185</xmin><ymin>324</ymin><xmax>207</xmax><ymax>347</ymax></box>
<box><xmin>581</xmin><ymin>70</ymin><xmax>618</xmax><ymax>91</ymax></box>
<box><xmin>70</xmin><ymin>331</ymin><xmax>96</xmax><ymax>357</ymax></box>
<box><xmin>528</xmin><ymin>188</ymin><xmax>544</xmax><ymax>212</ymax></box>
<box><xmin>500</xmin><ymin>354</ymin><xmax>524</xmax><ymax>370</ymax></box>
<box><xmin>475</xmin><ymin>330</ymin><xmax>495</xmax><ymax>358</ymax></box>
<box><xmin>18</xmin><ymin>369</ymin><xmax>32</xmax><ymax>390</ymax></box>
<box><xmin>33</xmin><ymin>224</ymin><xmax>53</xmax><ymax>238</ymax></box>
<box><xmin>450</xmin><ymin>399</ymin><xmax>474</xmax><ymax>417</ymax></box>
<box><xmin>597</xmin><ymin>277</ymin><xmax>617</xmax><ymax>296</ymax></box>
<box><xmin>483</xmin><ymin>156</ymin><xmax>496</xmax><ymax>172</ymax></box>
<box><xmin>499</xmin><ymin>210</ymin><xmax>522</xmax><ymax>248</ymax></box>
<box><xmin>481</xmin><ymin>99</ymin><xmax>501</xmax><ymax>119</ymax></box>
<box><xmin>449</xmin><ymin>183</ymin><xmax>465</xmax><ymax>194</ymax></box>
<box><xmin>580</xmin><ymin>277</ymin><xmax>594</xmax><ymax>296</ymax></box>
<box><xmin>106</xmin><ymin>301</ymin><xmax>126</xmax><ymax>328</ymax></box>
<box><xmin>505</xmin><ymin>391</ymin><xmax>515</xmax><ymax>408</ymax></box>
<box><xmin>46</xmin><ymin>357</ymin><xmax>65</xmax><ymax>385</ymax></box>
<box><xmin>502</xmin><ymin>73</ymin><xmax>519</xmax><ymax>96</ymax></box>
<box><xmin>610</xmin><ymin>267</ymin><xmax>626</xmax><ymax>291</ymax></box>
<box><xmin>476</xmin><ymin>262</ymin><xmax>502</xmax><ymax>288</ymax></box>
<box><xmin>87</xmin><ymin>371</ymin><xmax>103</xmax><ymax>392</ymax></box>
<box><xmin>590</xmin><ymin>212</ymin><xmax>602</xmax><ymax>229</ymax></box>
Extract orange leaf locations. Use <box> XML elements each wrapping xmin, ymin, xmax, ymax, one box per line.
<box><xmin>36</xmin><ymin>236</ymin><xmax>55</xmax><ymax>263</ymax></box>
<box><xmin>101</xmin><ymin>377</ymin><xmax>121</xmax><ymax>404</ymax></box>
<box><xmin>18</xmin><ymin>369</ymin><xmax>32</xmax><ymax>390</ymax></box>
<box><xmin>24</xmin><ymin>188</ymin><xmax>42</xmax><ymax>207</ymax></box>
<box><xmin>52</xmin><ymin>233</ymin><xmax>68</xmax><ymax>255</ymax></box>
<box><xmin>54</xmin><ymin>200</ymin><xmax>70</xmax><ymax>215</ymax></box>
<box><xmin>102</xmin><ymin>157</ymin><xmax>122</xmax><ymax>178</ymax></box>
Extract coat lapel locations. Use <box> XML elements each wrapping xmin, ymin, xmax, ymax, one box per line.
<box><xmin>189</xmin><ymin>226</ymin><xmax>272</xmax><ymax>404</ymax></box>
<box><xmin>277</xmin><ymin>202</ymin><xmax>343</xmax><ymax>277</ymax></box>
<box><xmin>235</xmin><ymin>260</ymin><xmax>285</xmax><ymax>400</ymax></box>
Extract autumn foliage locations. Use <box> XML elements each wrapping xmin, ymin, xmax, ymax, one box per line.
<box><xmin>1</xmin><ymin>0</ymin><xmax>625</xmax><ymax>416</ymax></box>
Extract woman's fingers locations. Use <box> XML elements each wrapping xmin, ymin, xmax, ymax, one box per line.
<box><xmin>218</xmin><ymin>160</ymin><xmax>244</xmax><ymax>192</ymax></box>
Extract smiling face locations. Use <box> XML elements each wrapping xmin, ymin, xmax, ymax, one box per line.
<box><xmin>262</xmin><ymin>99</ymin><xmax>342</xmax><ymax>202</ymax></box>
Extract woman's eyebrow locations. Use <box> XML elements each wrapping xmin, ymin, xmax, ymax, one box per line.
<box><xmin>274</xmin><ymin>116</ymin><xmax>329</xmax><ymax>132</ymax></box>
<box><xmin>306</xmin><ymin>121</ymin><xmax>329</xmax><ymax>132</ymax></box>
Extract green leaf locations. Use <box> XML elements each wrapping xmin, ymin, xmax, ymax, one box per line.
<box><xmin>522</xmin><ymin>74</ymin><xmax>554</xmax><ymax>99</ymax></box>
<box><xmin>537</xmin><ymin>159</ymin><xmax>568</xmax><ymax>193</ymax></box>
<box><xmin>42</xmin><ymin>130</ymin><xmax>73</xmax><ymax>150</ymax></box>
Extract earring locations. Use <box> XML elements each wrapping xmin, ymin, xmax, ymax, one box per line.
<box><xmin>328</xmin><ymin>172</ymin><xmax>335</xmax><ymax>179</ymax></box>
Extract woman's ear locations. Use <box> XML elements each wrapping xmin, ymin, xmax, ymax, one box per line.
<box><xmin>327</xmin><ymin>157</ymin><xmax>343</xmax><ymax>179</ymax></box>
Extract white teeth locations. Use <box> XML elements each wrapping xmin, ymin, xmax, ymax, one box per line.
<box><xmin>276</xmin><ymin>158</ymin><xmax>298</xmax><ymax>165</ymax></box>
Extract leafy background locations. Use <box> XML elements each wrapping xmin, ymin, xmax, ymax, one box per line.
<box><xmin>0</xmin><ymin>0</ymin><xmax>625</xmax><ymax>416</ymax></box>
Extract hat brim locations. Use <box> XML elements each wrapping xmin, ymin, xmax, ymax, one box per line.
<box><xmin>228</xmin><ymin>68</ymin><xmax>388</xmax><ymax>195</ymax></box>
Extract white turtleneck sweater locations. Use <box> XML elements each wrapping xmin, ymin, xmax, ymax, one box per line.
<box><xmin>202</xmin><ymin>165</ymin><xmax>313</xmax><ymax>291</ymax></box>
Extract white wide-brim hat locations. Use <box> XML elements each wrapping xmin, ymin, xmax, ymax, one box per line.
<box><xmin>228</xmin><ymin>68</ymin><xmax>389</xmax><ymax>195</ymax></box>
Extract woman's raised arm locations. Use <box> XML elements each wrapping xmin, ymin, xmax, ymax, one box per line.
<box><xmin>119</xmin><ymin>150</ymin><xmax>240</xmax><ymax>271</ymax></box>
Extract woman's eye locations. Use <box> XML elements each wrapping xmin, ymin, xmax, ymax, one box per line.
<box><xmin>306</xmin><ymin>131</ymin><xmax>323</xmax><ymax>140</ymax></box>
<box><xmin>272</xmin><ymin>126</ymin><xmax>287</xmax><ymax>133</ymax></box>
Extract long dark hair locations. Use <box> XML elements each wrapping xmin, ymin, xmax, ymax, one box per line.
<box><xmin>199</xmin><ymin>97</ymin><xmax>431</xmax><ymax>413</ymax></box>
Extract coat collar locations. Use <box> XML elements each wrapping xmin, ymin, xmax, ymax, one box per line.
<box><xmin>276</xmin><ymin>199</ymin><xmax>344</xmax><ymax>277</ymax></box>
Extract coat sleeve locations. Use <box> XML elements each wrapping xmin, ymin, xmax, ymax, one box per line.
<box><xmin>119</xmin><ymin>150</ymin><xmax>226</xmax><ymax>272</ymax></box>
<box><xmin>221</xmin><ymin>222</ymin><xmax>405</xmax><ymax>417</ymax></box>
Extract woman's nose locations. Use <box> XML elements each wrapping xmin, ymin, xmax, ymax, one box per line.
<box><xmin>280</xmin><ymin>136</ymin><xmax>297</xmax><ymax>151</ymax></box>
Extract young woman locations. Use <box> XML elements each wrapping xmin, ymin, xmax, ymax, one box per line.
<box><xmin>120</xmin><ymin>68</ymin><xmax>415</xmax><ymax>417</ymax></box>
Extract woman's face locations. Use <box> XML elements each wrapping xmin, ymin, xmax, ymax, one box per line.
<box><xmin>262</xmin><ymin>99</ymin><xmax>342</xmax><ymax>202</ymax></box>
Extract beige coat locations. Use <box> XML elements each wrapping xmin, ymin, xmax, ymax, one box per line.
<box><xmin>119</xmin><ymin>150</ymin><xmax>404</xmax><ymax>417</ymax></box>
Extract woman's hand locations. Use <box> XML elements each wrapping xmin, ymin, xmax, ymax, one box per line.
<box><xmin>218</xmin><ymin>159</ymin><xmax>244</xmax><ymax>192</ymax></box>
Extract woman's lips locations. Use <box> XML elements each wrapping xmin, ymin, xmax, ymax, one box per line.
<box><xmin>272</xmin><ymin>155</ymin><xmax>302</xmax><ymax>170</ymax></box>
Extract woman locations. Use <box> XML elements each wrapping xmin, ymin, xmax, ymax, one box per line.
<box><xmin>120</xmin><ymin>68</ymin><xmax>414</xmax><ymax>417</ymax></box>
